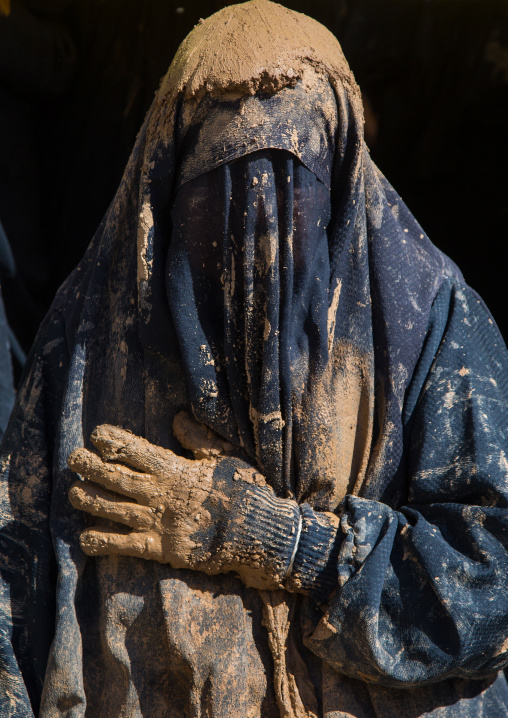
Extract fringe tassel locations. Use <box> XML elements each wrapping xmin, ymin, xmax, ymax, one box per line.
<box><xmin>260</xmin><ymin>590</ymin><xmax>319</xmax><ymax>718</ymax></box>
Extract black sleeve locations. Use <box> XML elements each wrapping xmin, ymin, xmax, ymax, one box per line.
<box><xmin>294</xmin><ymin>280</ymin><xmax>508</xmax><ymax>685</ymax></box>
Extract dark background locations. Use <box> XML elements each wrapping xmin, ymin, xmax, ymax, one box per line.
<box><xmin>1</xmin><ymin>0</ymin><xmax>507</xmax><ymax>360</ymax></box>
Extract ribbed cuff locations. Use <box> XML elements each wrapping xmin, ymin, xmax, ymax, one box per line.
<box><xmin>228</xmin><ymin>483</ymin><xmax>301</xmax><ymax>585</ymax></box>
<box><xmin>210</xmin><ymin>459</ymin><xmax>341</xmax><ymax>594</ymax></box>
<box><xmin>285</xmin><ymin>503</ymin><xmax>342</xmax><ymax>601</ymax></box>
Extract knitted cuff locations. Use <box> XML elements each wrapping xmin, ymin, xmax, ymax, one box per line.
<box><xmin>208</xmin><ymin>457</ymin><xmax>301</xmax><ymax>587</ymax></box>
<box><xmin>285</xmin><ymin>503</ymin><xmax>342</xmax><ymax>601</ymax></box>
<box><xmin>211</xmin><ymin>459</ymin><xmax>341</xmax><ymax>595</ymax></box>
<box><xmin>229</xmin><ymin>484</ymin><xmax>301</xmax><ymax>585</ymax></box>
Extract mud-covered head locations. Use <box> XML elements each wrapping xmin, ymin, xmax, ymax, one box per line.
<box><xmin>139</xmin><ymin>0</ymin><xmax>364</xmax><ymax>311</ymax></box>
<box><xmin>160</xmin><ymin>0</ymin><xmax>362</xmax><ymax>110</ymax></box>
<box><xmin>138</xmin><ymin>0</ymin><xmax>363</xmax><ymax>300</ymax></box>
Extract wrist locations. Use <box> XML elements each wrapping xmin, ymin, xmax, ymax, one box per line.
<box><xmin>229</xmin><ymin>483</ymin><xmax>301</xmax><ymax>590</ymax></box>
<box><xmin>284</xmin><ymin>503</ymin><xmax>342</xmax><ymax>601</ymax></box>
<box><xmin>207</xmin><ymin>456</ymin><xmax>301</xmax><ymax>589</ymax></box>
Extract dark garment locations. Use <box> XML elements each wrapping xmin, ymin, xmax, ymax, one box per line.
<box><xmin>0</xmin><ymin>292</ymin><xmax>14</xmax><ymax>439</ymax></box>
<box><xmin>2</xmin><ymin>221</ymin><xmax>508</xmax><ymax>717</ymax></box>
<box><xmin>1</xmin><ymin>2</ymin><xmax>508</xmax><ymax>716</ymax></box>
<box><xmin>0</xmin><ymin>221</ymin><xmax>19</xmax><ymax>437</ymax></box>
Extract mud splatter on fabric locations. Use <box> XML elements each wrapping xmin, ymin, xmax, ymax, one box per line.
<box><xmin>2</xmin><ymin>1</ymin><xmax>508</xmax><ymax>717</ymax></box>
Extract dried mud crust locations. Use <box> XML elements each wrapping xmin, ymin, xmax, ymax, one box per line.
<box><xmin>166</xmin><ymin>0</ymin><xmax>360</xmax><ymax>104</ymax></box>
<box><xmin>144</xmin><ymin>0</ymin><xmax>363</xmax><ymax>150</ymax></box>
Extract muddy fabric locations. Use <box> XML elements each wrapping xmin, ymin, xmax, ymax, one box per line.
<box><xmin>0</xmin><ymin>291</ymin><xmax>14</xmax><ymax>439</ymax></box>
<box><xmin>1</xmin><ymin>1</ymin><xmax>508</xmax><ymax>716</ymax></box>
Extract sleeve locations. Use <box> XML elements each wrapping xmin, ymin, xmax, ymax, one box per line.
<box><xmin>291</xmin><ymin>279</ymin><xmax>508</xmax><ymax>685</ymax></box>
<box><xmin>0</xmin><ymin>312</ymin><xmax>68</xmax><ymax>717</ymax></box>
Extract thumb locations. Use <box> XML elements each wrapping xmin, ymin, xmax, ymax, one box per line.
<box><xmin>173</xmin><ymin>411</ymin><xmax>235</xmax><ymax>460</ymax></box>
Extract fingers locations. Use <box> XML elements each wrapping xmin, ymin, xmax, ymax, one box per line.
<box><xmin>69</xmin><ymin>481</ymin><xmax>155</xmax><ymax>530</ymax></box>
<box><xmin>68</xmin><ymin>448</ymin><xmax>161</xmax><ymax>503</ymax></box>
<box><xmin>90</xmin><ymin>424</ymin><xmax>189</xmax><ymax>475</ymax></box>
<box><xmin>173</xmin><ymin>410</ymin><xmax>234</xmax><ymax>459</ymax></box>
<box><xmin>79</xmin><ymin>527</ymin><xmax>163</xmax><ymax>562</ymax></box>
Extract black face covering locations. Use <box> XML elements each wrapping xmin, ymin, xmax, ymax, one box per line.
<box><xmin>167</xmin><ymin>150</ymin><xmax>332</xmax><ymax>499</ymax></box>
<box><xmin>164</xmin><ymin>68</ymin><xmax>458</xmax><ymax>511</ymax></box>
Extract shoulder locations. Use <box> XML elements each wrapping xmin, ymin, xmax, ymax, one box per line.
<box><xmin>403</xmin><ymin>277</ymin><xmax>508</xmax><ymax>426</ymax></box>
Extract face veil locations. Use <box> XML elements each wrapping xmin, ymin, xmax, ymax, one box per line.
<box><xmin>166</xmin><ymin>68</ymin><xmax>376</xmax><ymax>511</ymax></box>
<box><xmin>168</xmin><ymin>148</ymin><xmax>333</xmax><ymax>501</ymax></box>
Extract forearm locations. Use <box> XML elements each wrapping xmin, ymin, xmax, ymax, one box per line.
<box><xmin>233</xmin><ymin>484</ymin><xmax>508</xmax><ymax>686</ymax></box>
<box><xmin>213</xmin><ymin>458</ymin><xmax>341</xmax><ymax>593</ymax></box>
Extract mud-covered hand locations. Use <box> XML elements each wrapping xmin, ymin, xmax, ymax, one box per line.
<box><xmin>68</xmin><ymin>412</ymin><xmax>301</xmax><ymax>590</ymax></box>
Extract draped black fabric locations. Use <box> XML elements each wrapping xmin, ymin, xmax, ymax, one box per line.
<box><xmin>154</xmin><ymin>75</ymin><xmax>461</xmax><ymax>514</ymax></box>
<box><xmin>168</xmin><ymin>152</ymin><xmax>335</xmax><ymax>499</ymax></box>
<box><xmin>2</xmin><ymin>2</ymin><xmax>508</xmax><ymax>715</ymax></box>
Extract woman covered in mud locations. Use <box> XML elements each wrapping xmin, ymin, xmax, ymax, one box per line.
<box><xmin>2</xmin><ymin>1</ymin><xmax>508</xmax><ymax>716</ymax></box>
